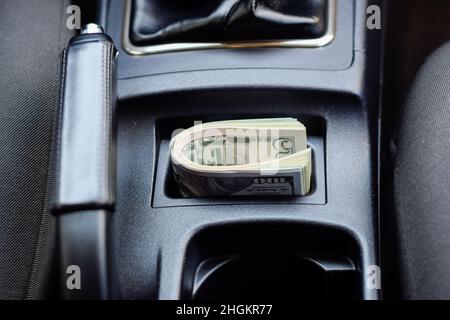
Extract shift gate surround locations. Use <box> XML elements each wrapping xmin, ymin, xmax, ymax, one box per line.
<box><xmin>122</xmin><ymin>0</ymin><xmax>336</xmax><ymax>55</ymax></box>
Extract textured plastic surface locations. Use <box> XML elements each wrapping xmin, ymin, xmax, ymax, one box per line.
<box><xmin>114</xmin><ymin>88</ymin><xmax>380</xmax><ymax>300</ymax></box>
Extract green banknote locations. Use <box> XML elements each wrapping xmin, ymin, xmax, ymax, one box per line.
<box><xmin>170</xmin><ymin>118</ymin><xmax>311</xmax><ymax>197</ymax></box>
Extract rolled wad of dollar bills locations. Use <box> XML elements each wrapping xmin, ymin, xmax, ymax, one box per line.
<box><xmin>170</xmin><ymin>118</ymin><xmax>312</xmax><ymax>197</ymax></box>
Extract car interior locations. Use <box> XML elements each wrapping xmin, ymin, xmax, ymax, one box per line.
<box><xmin>1</xmin><ymin>0</ymin><xmax>450</xmax><ymax>301</ymax></box>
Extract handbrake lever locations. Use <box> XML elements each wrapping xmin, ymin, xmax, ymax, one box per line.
<box><xmin>52</xmin><ymin>24</ymin><xmax>118</xmax><ymax>299</ymax></box>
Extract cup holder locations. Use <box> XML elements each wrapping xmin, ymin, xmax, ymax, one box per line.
<box><xmin>181</xmin><ymin>223</ymin><xmax>362</xmax><ymax>300</ymax></box>
<box><xmin>192</xmin><ymin>253</ymin><xmax>359</xmax><ymax>300</ymax></box>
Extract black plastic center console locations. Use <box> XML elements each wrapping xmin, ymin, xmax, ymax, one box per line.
<box><xmin>102</xmin><ymin>0</ymin><xmax>383</xmax><ymax>300</ymax></box>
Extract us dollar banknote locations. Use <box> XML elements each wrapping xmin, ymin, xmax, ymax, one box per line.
<box><xmin>170</xmin><ymin>118</ymin><xmax>312</xmax><ymax>197</ymax></box>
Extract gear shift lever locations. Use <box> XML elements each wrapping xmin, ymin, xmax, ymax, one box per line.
<box><xmin>131</xmin><ymin>0</ymin><xmax>328</xmax><ymax>45</ymax></box>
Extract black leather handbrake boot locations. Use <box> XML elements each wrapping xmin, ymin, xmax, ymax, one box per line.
<box><xmin>52</xmin><ymin>24</ymin><xmax>118</xmax><ymax>300</ymax></box>
<box><xmin>130</xmin><ymin>0</ymin><xmax>329</xmax><ymax>45</ymax></box>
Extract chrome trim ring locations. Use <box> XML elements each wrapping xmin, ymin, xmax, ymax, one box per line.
<box><xmin>122</xmin><ymin>0</ymin><xmax>336</xmax><ymax>55</ymax></box>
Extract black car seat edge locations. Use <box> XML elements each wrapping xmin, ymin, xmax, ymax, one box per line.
<box><xmin>393</xmin><ymin>41</ymin><xmax>450</xmax><ymax>299</ymax></box>
<box><xmin>0</xmin><ymin>0</ymin><xmax>75</xmax><ymax>299</ymax></box>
